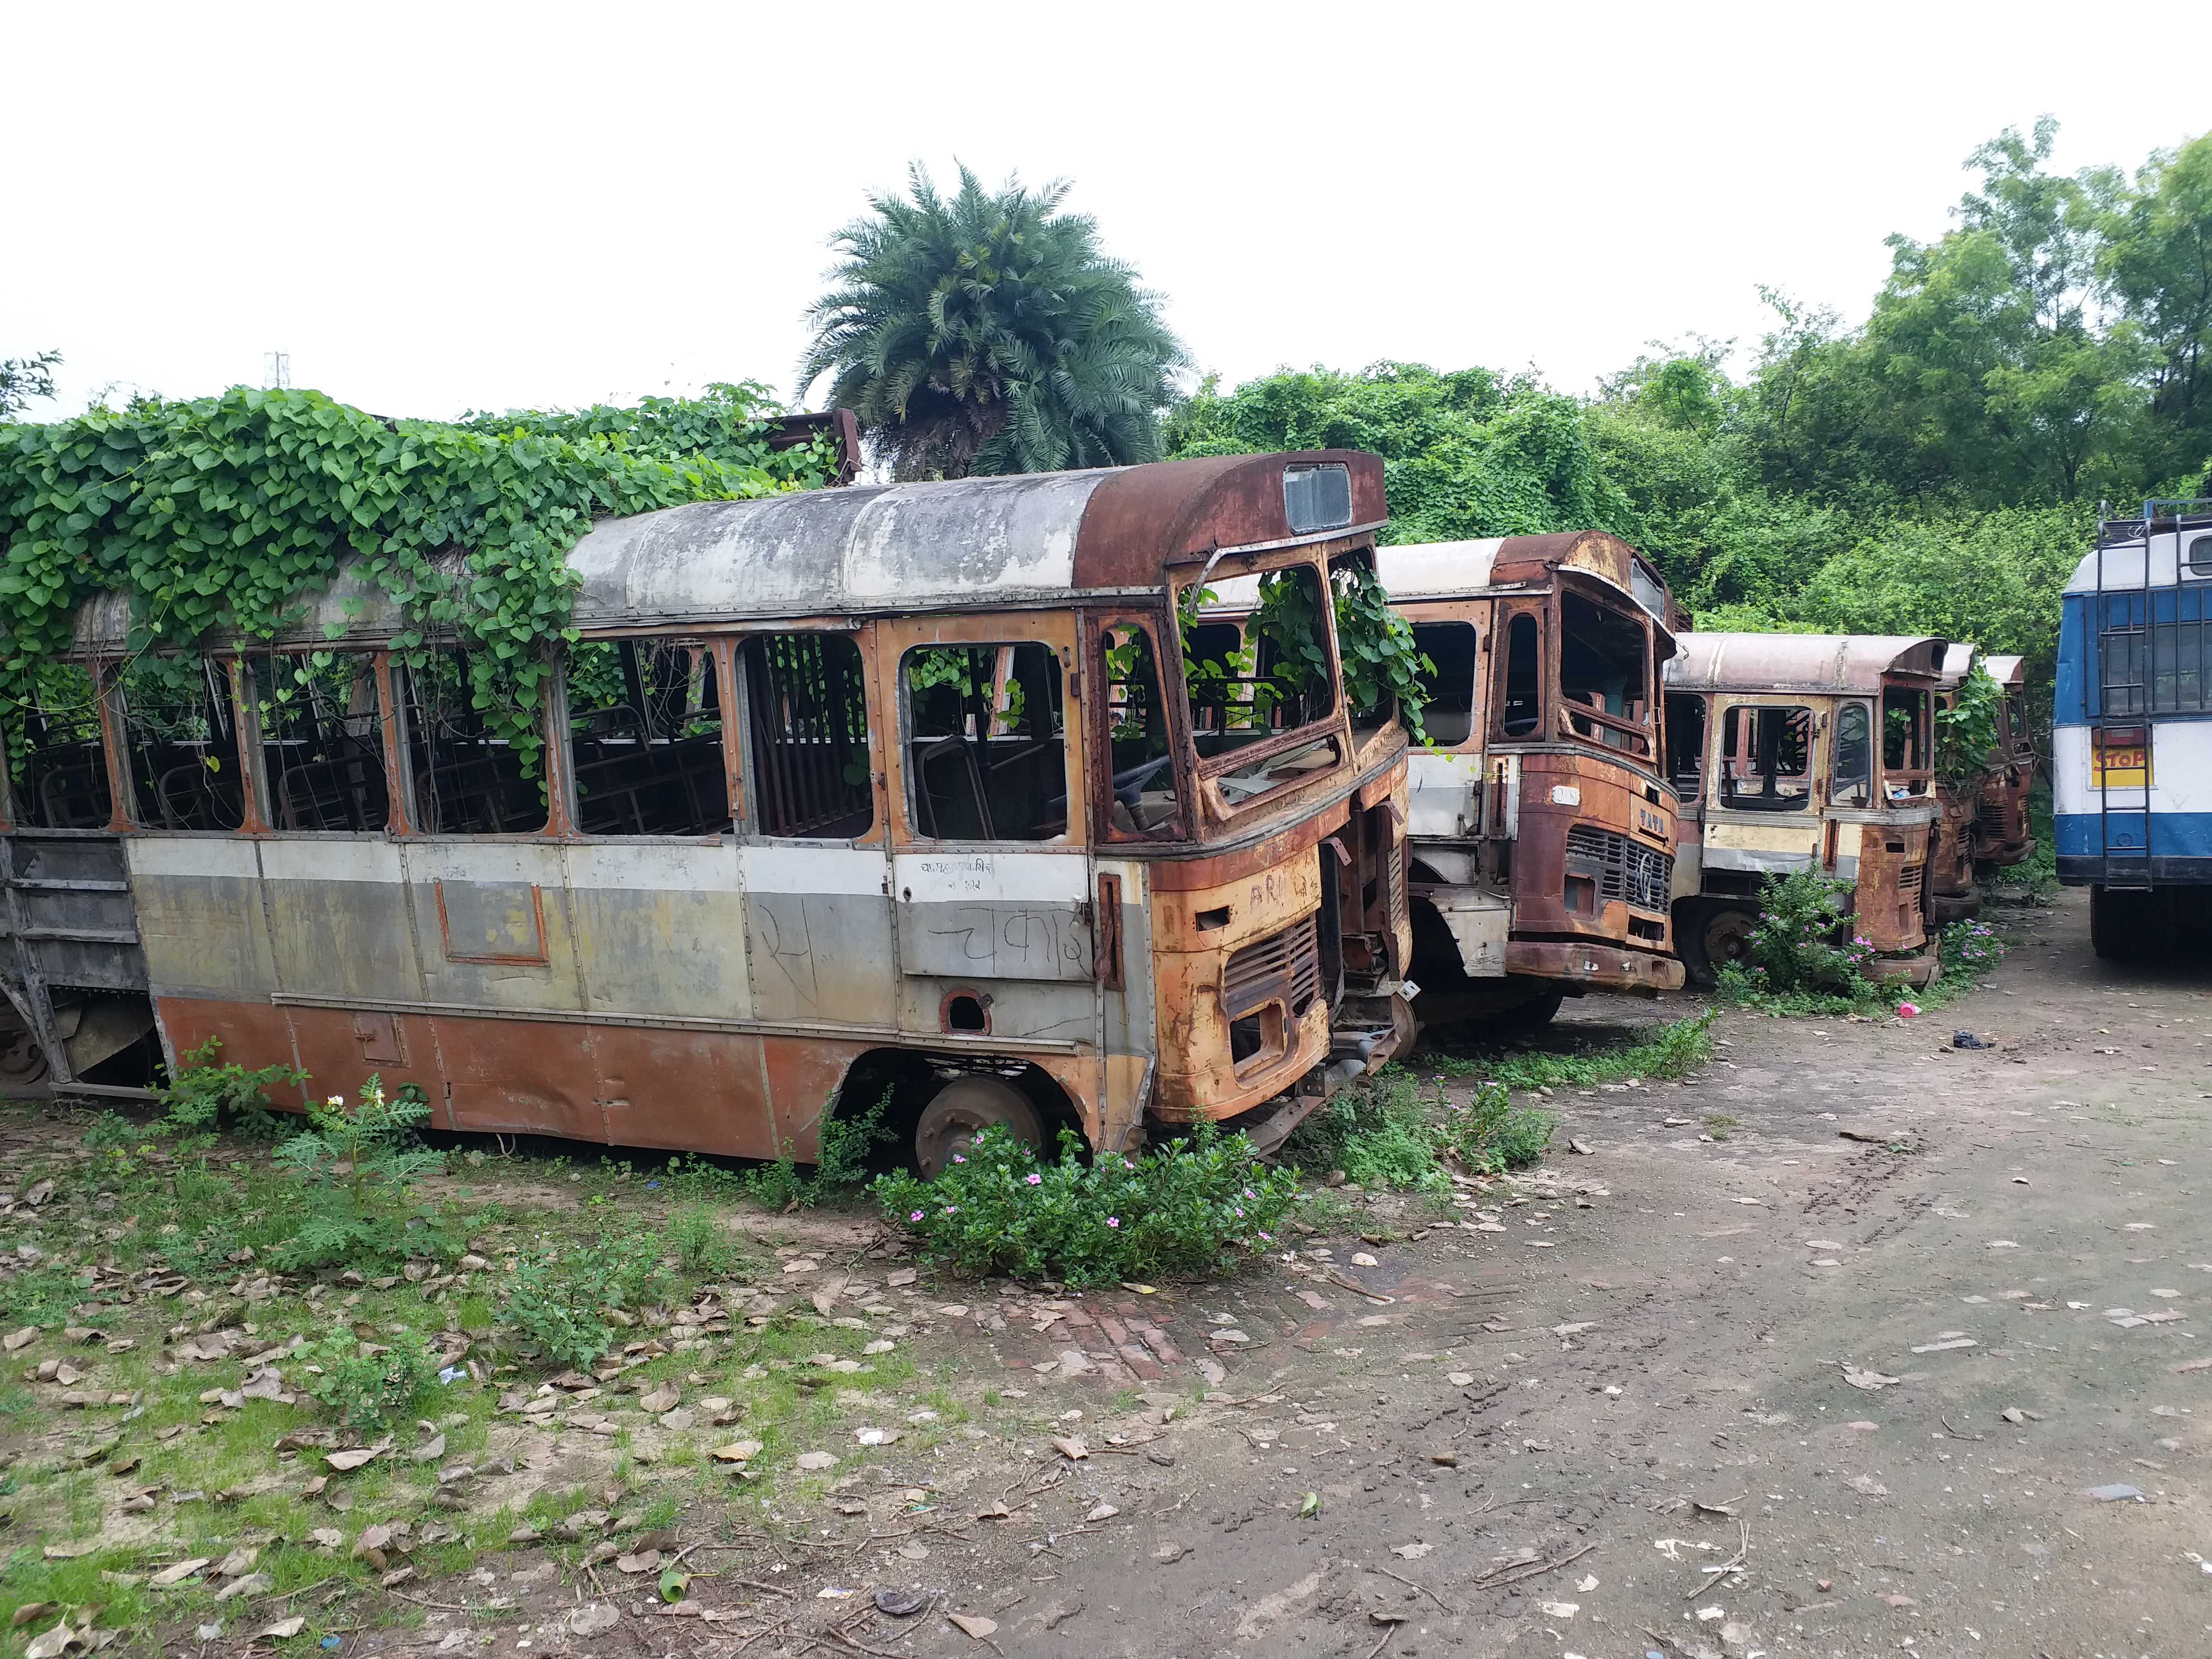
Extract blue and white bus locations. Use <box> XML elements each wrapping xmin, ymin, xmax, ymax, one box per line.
<box><xmin>2054</xmin><ymin>498</ymin><xmax>2212</xmax><ymax>956</ymax></box>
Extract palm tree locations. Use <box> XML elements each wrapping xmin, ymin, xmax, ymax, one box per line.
<box><xmin>801</xmin><ymin>165</ymin><xmax>1186</xmax><ymax>481</ymax></box>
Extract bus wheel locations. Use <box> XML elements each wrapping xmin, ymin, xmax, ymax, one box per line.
<box><xmin>914</xmin><ymin>1076</ymin><xmax>1043</xmax><ymax>1178</ymax></box>
<box><xmin>1491</xmin><ymin>986</ymin><xmax>1564</xmax><ymax>1032</ymax></box>
<box><xmin>1698</xmin><ymin>906</ymin><xmax>1759</xmax><ymax>981</ymax></box>
<box><xmin>2091</xmin><ymin>886</ymin><xmax>2170</xmax><ymax>961</ymax></box>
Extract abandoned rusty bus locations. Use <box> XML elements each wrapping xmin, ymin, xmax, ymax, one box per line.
<box><xmin>1662</xmin><ymin>633</ymin><xmax>1947</xmax><ymax>985</ymax></box>
<box><xmin>1972</xmin><ymin>653</ymin><xmax>2037</xmax><ymax>868</ymax></box>
<box><xmin>1208</xmin><ymin>531</ymin><xmax>1686</xmax><ymax>1027</ymax></box>
<box><xmin>0</xmin><ymin>450</ymin><xmax>1416</xmax><ymax>1172</ymax></box>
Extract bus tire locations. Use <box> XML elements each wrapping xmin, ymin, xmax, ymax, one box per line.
<box><xmin>914</xmin><ymin>1075</ymin><xmax>1043</xmax><ymax>1178</ymax></box>
<box><xmin>1490</xmin><ymin>986</ymin><xmax>1564</xmax><ymax>1032</ymax></box>
<box><xmin>1675</xmin><ymin>901</ymin><xmax>1755</xmax><ymax>988</ymax></box>
<box><xmin>2091</xmin><ymin>886</ymin><xmax>2172</xmax><ymax>961</ymax></box>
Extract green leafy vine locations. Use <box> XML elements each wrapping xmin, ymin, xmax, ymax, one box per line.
<box><xmin>1331</xmin><ymin>560</ymin><xmax>1433</xmax><ymax>744</ymax></box>
<box><xmin>0</xmin><ymin>381</ymin><xmax>832</xmax><ymax>775</ymax></box>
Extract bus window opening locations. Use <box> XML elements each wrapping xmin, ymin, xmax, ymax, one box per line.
<box><xmin>1831</xmin><ymin>700</ymin><xmax>1873</xmax><ymax>807</ymax></box>
<box><xmin>1499</xmin><ymin>612</ymin><xmax>1540</xmax><ymax>736</ymax></box>
<box><xmin>1559</xmin><ymin>593</ymin><xmax>1651</xmax><ymax>758</ymax></box>
<box><xmin>399</xmin><ymin>651</ymin><xmax>550</xmax><ymax>834</ymax></box>
<box><xmin>254</xmin><ymin>653</ymin><xmax>389</xmax><ymax>832</ymax></box>
<box><xmin>1664</xmin><ymin>692</ymin><xmax>1705</xmax><ymax>794</ymax></box>
<box><xmin>1181</xmin><ymin>566</ymin><xmax>1341</xmax><ymax>807</ymax></box>
<box><xmin>567</xmin><ymin>639</ymin><xmax>730</xmax><ymax>837</ymax></box>
<box><xmin>744</xmin><ymin>633</ymin><xmax>873</xmax><ymax>840</ymax></box>
<box><xmin>903</xmin><ymin>643</ymin><xmax>1067</xmax><ymax>842</ymax></box>
<box><xmin>1882</xmin><ymin>686</ymin><xmax>1933</xmax><ymax>798</ymax></box>
<box><xmin>1411</xmin><ymin>621</ymin><xmax>1477</xmax><ymax>746</ymax></box>
<box><xmin>121</xmin><ymin>657</ymin><xmax>247</xmax><ymax>831</ymax></box>
<box><xmin>8</xmin><ymin>664</ymin><xmax>112</xmax><ymax>829</ymax></box>
<box><xmin>1102</xmin><ymin>622</ymin><xmax>1181</xmax><ymax>838</ymax></box>
<box><xmin>1719</xmin><ymin>704</ymin><xmax>1813</xmax><ymax>812</ymax></box>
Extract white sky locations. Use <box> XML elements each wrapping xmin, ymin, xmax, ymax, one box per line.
<box><xmin>7</xmin><ymin>0</ymin><xmax>2208</xmax><ymax>422</ymax></box>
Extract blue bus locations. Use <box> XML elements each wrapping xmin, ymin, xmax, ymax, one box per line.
<box><xmin>2055</xmin><ymin>498</ymin><xmax>2212</xmax><ymax>955</ymax></box>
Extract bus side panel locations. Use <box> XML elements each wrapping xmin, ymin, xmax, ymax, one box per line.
<box><xmin>395</xmin><ymin>842</ymin><xmax>586</xmax><ymax>1012</ymax></box>
<box><xmin>257</xmin><ymin>840</ymin><xmax>419</xmax><ymax>1003</ymax></box>
<box><xmin>123</xmin><ymin>837</ymin><xmax>277</xmax><ymax>1005</ymax></box>
<box><xmin>739</xmin><ymin>845</ymin><xmax>896</xmax><ymax>1028</ymax></box>
<box><xmin>562</xmin><ymin>842</ymin><xmax>752</xmax><ymax>1022</ymax></box>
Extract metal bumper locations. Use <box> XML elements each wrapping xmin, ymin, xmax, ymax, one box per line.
<box><xmin>1503</xmin><ymin>938</ymin><xmax>1684</xmax><ymax>995</ymax></box>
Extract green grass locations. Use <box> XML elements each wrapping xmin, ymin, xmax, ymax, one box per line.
<box><xmin>1415</xmin><ymin>1009</ymin><xmax>1717</xmax><ymax>1090</ymax></box>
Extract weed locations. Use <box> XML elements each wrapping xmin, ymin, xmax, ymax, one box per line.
<box><xmin>302</xmin><ymin>1325</ymin><xmax>437</xmax><ymax>1429</ymax></box>
<box><xmin>1705</xmin><ymin>1113</ymin><xmax>1738</xmax><ymax>1142</ymax></box>
<box><xmin>1478</xmin><ymin>1010</ymin><xmax>1716</xmax><ymax>1090</ymax></box>
<box><xmin>740</xmin><ymin>1152</ymin><xmax>810</xmax><ymax>1211</ymax></box>
<box><xmin>500</xmin><ymin>1232</ymin><xmax>669</xmax><ymax>1371</ymax></box>
<box><xmin>1433</xmin><ymin>1082</ymin><xmax>1556</xmax><ymax>1174</ymax></box>
<box><xmin>669</xmin><ymin>1202</ymin><xmax>734</xmax><ymax>1275</ymax></box>
<box><xmin>159</xmin><ymin>1035</ymin><xmax>307</xmax><ymax>1139</ymax></box>
<box><xmin>742</xmin><ymin>1085</ymin><xmax>898</xmax><ymax>1209</ymax></box>
<box><xmin>269</xmin><ymin>1076</ymin><xmax>448</xmax><ymax>1269</ymax></box>
<box><xmin>876</xmin><ymin>1123</ymin><xmax>1295</xmax><ymax>1285</ymax></box>
<box><xmin>1289</xmin><ymin>1072</ymin><xmax>1451</xmax><ymax>1193</ymax></box>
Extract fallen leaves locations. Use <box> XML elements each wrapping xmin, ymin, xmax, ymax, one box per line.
<box><xmin>325</xmin><ymin>1436</ymin><xmax>393</xmax><ymax>1472</ymax></box>
<box><xmin>1049</xmin><ymin>1435</ymin><xmax>1088</xmax><ymax>1461</ymax></box>
<box><xmin>947</xmin><ymin>1613</ymin><xmax>998</xmax><ymax>1639</ymax></box>
<box><xmin>1842</xmin><ymin>1367</ymin><xmax>1901</xmax><ymax>1391</ymax></box>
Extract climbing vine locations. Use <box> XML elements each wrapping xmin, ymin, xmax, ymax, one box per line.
<box><xmin>1330</xmin><ymin>560</ymin><xmax>1433</xmax><ymax>744</ymax></box>
<box><xmin>0</xmin><ymin>381</ymin><xmax>832</xmax><ymax>775</ymax></box>
<box><xmin>1935</xmin><ymin>660</ymin><xmax>2004</xmax><ymax>789</ymax></box>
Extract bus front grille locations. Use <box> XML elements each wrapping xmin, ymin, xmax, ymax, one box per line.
<box><xmin>1564</xmin><ymin>824</ymin><xmax>1672</xmax><ymax>915</ymax></box>
<box><xmin>1224</xmin><ymin>914</ymin><xmax>1323</xmax><ymax>1020</ymax></box>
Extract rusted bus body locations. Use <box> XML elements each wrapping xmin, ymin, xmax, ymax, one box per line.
<box><xmin>1973</xmin><ymin>653</ymin><xmax>2037</xmax><ymax>867</ymax></box>
<box><xmin>1662</xmin><ymin>634</ymin><xmax>1947</xmax><ymax>985</ymax></box>
<box><xmin>1208</xmin><ymin>532</ymin><xmax>1684</xmax><ymax>1026</ymax></box>
<box><xmin>0</xmin><ymin>451</ymin><xmax>1414</xmax><ymax>1168</ymax></box>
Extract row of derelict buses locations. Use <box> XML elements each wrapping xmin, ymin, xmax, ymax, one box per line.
<box><xmin>0</xmin><ymin>441</ymin><xmax>2039</xmax><ymax>1175</ymax></box>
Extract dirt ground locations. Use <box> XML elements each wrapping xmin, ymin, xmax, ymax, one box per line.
<box><xmin>12</xmin><ymin>885</ymin><xmax>2212</xmax><ymax>1659</ymax></box>
<box><xmin>457</xmin><ymin>884</ymin><xmax>2206</xmax><ymax>1659</ymax></box>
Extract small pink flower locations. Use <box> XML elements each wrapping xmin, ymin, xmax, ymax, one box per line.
<box><xmin>1025</xmin><ymin>1173</ymin><xmax>1042</xmax><ymax>1185</ymax></box>
<box><xmin>952</xmin><ymin>1153</ymin><xmax>965</xmax><ymax>1164</ymax></box>
<box><xmin>1106</xmin><ymin>1216</ymin><xmax>1120</xmax><ymax>1228</ymax></box>
<box><xmin>943</xmin><ymin>1205</ymin><xmax>958</xmax><ymax>1214</ymax></box>
<box><xmin>909</xmin><ymin>1210</ymin><xmax>924</xmax><ymax>1222</ymax></box>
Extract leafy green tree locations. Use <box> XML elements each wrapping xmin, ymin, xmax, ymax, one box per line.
<box><xmin>0</xmin><ymin>351</ymin><xmax>60</xmax><ymax>420</ymax></box>
<box><xmin>1855</xmin><ymin>119</ymin><xmax>2143</xmax><ymax>504</ymax></box>
<box><xmin>2100</xmin><ymin>131</ymin><xmax>2212</xmax><ymax>485</ymax></box>
<box><xmin>801</xmin><ymin>165</ymin><xmax>1185</xmax><ymax>480</ymax></box>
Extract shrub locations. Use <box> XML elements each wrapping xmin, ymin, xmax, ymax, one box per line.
<box><xmin>1433</xmin><ymin>1082</ymin><xmax>1555</xmax><ymax>1175</ymax></box>
<box><xmin>303</xmin><ymin>1327</ymin><xmax>436</xmax><ymax>1429</ymax></box>
<box><xmin>500</xmin><ymin>1232</ymin><xmax>669</xmax><ymax>1371</ymax></box>
<box><xmin>1288</xmin><ymin>1073</ymin><xmax>1450</xmax><ymax>1193</ymax></box>
<box><xmin>1741</xmin><ymin>870</ymin><xmax>1882</xmax><ymax>999</ymax></box>
<box><xmin>667</xmin><ymin>1203</ymin><xmax>733</xmax><ymax>1275</ymax></box>
<box><xmin>158</xmin><ymin>1036</ymin><xmax>306</xmax><ymax>1139</ymax></box>
<box><xmin>268</xmin><ymin>1076</ymin><xmax>447</xmax><ymax>1270</ymax></box>
<box><xmin>742</xmin><ymin>1084</ymin><xmax>898</xmax><ymax>1209</ymax></box>
<box><xmin>874</xmin><ymin>1124</ymin><xmax>1296</xmax><ymax>1286</ymax></box>
<box><xmin>1937</xmin><ymin>918</ymin><xmax>2007</xmax><ymax>977</ymax></box>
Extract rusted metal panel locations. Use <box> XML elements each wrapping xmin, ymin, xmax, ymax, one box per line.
<box><xmin>593</xmin><ymin>1024</ymin><xmax>776</xmax><ymax>1159</ymax></box>
<box><xmin>1070</xmin><ymin>452</ymin><xmax>1385</xmax><ymax>590</ymax></box>
<box><xmin>1502</xmin><ymin>937</ymin><xmax>1683</xmax><ymax>993</ymax></box>
<box><xmin>1668</xmin><ymin>633</ymin><xmax>1949</xmax><ymax>696</ymax></box>
<box><xmin>1851</xmin><ymin>822</ymin><xmax>1931</xmax><ymax>953</ymax></box>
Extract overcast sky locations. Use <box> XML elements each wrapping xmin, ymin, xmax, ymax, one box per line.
<box><xmin>7</xmin><ymin>1</ymin><xmax>2208</xmax><ymax>423</ymax></box>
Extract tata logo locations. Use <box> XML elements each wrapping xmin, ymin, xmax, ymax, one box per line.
<box><xmin>1636</xmin><ymin>806</ymin><xmax>1669</xmax><ymax>842</ymax></box>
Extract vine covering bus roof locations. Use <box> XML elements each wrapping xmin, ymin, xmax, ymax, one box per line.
<box><xmin>1665</xmin><ymin>632</ymin><xmax>1948</xmax><ymax>695</ymax></box>
<box><xmin>65</xmin><ymin>448</ymin><xmax>1387</xmax><ymax>653</ymax></box>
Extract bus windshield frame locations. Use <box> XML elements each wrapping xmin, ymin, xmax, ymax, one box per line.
<box><xmin>1172</xmin><ymin>552</ymin><xmax>1351</xmax><ymax>830</ymax></box>
<box><xmin>1551</xmin><ymin>581</ymin><xmax>1660</xmax><ymax>771</ymax></box>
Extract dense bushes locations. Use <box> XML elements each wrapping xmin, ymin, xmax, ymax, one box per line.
<box><xmin>874</xmin><ymin>1125</ymin><xmax>1296</xmax><ymax>1285</ymax></box>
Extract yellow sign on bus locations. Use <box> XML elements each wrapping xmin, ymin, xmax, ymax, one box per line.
<box><xmin>2091</xmin><ymin>727</ymin><xmax>2152</xmax><ymax>788</ymax></box>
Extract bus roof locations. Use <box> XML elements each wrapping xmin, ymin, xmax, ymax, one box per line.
<box><xmin>1372</xmin><ymin>531</ymin><xmax>1661</xmax><ymax>610</ymax></box>
<box><xmin>1665</xmin><ymin>632</ymin><xmax>1948</xmax><ymax>695</ymax></box>
<box><xmin>70</xmin><ymin>450</ymin><xmax>1386</xmax><ymax>652</ymax></box>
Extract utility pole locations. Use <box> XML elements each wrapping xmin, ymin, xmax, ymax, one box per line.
<box><xmin>263</xmin><ymin>350</ymin><xmax>290</xmax><ymax>390</ymax></box>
